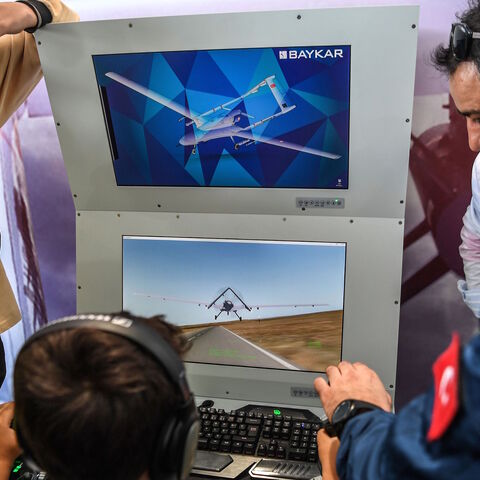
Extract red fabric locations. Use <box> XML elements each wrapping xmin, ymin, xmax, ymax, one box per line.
<box><xmin>427</xmin><ymin>333</ymin><xmax>461</xmax><ymax>442</ymax></box>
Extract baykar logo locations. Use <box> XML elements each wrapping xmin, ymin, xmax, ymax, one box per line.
<box><xmin>279</xmin><ymin>49</ymin><xmax>344</xmax><ymax>60</ymax></box>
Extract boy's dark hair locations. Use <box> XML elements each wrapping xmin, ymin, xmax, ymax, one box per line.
<box><xmin>432</xmin><ymin>0</ymin><xmax>480</xmax><ymax>75</ymax></box>
<box><xmin>13</xmin><ymin>312</ymin><xmax>190</xmax><ymax>480</ymax></box>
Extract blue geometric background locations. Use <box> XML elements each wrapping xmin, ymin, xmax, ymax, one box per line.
<box><xmin>93</xmin><ymin>46</ymin><xmax>350</xmax><ymax>188</ymax></box>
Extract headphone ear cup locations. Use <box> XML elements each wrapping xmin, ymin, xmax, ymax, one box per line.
<box><xmin>150</xmin><ymin>418</ymin><xmax>176</xmax><ymax>480</ymax></box>
<box><xmin>150</xmin><ymin>405</ymin><xmax>199</xmax><ymax>480</ymax></box>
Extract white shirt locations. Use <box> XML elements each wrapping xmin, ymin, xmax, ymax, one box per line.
<box><xmin>458</xmin><ymin>152</ymin><xmax>480</xmax><ymax>317</ymax></box>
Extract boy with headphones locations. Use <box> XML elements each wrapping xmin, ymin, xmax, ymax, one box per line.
<box><xmin>0</xmin><ymin>312</ymin><xmax>199</xmax><ymax>480</ymax></box>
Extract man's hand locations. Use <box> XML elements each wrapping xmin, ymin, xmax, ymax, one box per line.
<box><xmin>317</xmin><ymin>429</ymin><xmax>340</xmax><ymax>480</ymax></box>
<box><xmin>314</xmin><ymin>361</ymin><xmax>392</xmax><ymax>420</ymax></box>
<box><xmin>0</xmin><ymin>402</ymin><xmax>21</xmax><ymax>476</ymax></box>
<box><xmin>0</xmin><ymin>2</ymin><xmax>38</xmax><ymax>37</ymax></box>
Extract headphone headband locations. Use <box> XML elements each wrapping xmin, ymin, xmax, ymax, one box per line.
<box><xmin>20</xmin><ymin>313</ymin><xmax>191</xmax><ymax>402</ymax></box>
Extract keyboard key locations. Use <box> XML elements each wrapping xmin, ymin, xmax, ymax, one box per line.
<box><xmin>244</xmin><ymin>442</ymin><xmax>255</xmax><ymax>455</ymax></box>
<box><xmin>264</xmin><ymin>419</ymin><xmax>273</xmax><ymax>427</ymax></box>
<box><xmin>232</xmin><ymin>435</ymin><xmax>250</xmax><ymax>443</ymax></box>
<box><xmin>198</xmin><ymin>438</ymin><xmax>209</xmax><ymax>450</ymax></box>
<box><xmin>245</xmin><ymin>418</ymin><xmax>262</xmax><ymax>425</ymax></box>
<box><xmin>281</xmin><ymin>428</ymin><xmax>291</xmax><ymax>440</ymax></box>
<box><xmin>272</xmin><ymin>427</ymin><xmax>281</xmax><ymax>438</ymax></box>
<box><xmin>308</xmin><ymin>453</ymin><xmax>317</xmax><ymax>463</ymax></box>
<box><xmin>284</xmin><ymin>416</ymin><xmax>292</xmax><ymax>421</ymax></box>
<box><xmin>237</xmin><ymin>411</ymin><xmax>246</xmax><ymax>417</ymax></box>
<box><xmin>283</xmin><ymin>421</ymin><xmax>292</xmax><ymax>428</ymax></box>
<box><xmin>248</xmin><ymin>426</ymin><xmax>260</xmax><ymax>437</ymax></box>
<box><xmin>220</xmin><ymin>440</ymin><xmax>231</xmax><ymax>452</ymax></box>
<box><xmin>257</xmin><ymin>444</ymin><xmax>267</xmax><ymax>456</ymax></box>
<box><xmin>232</xmin><ymin>441</ymin><xmax>243</xmax><ymax>453</ymax></box>
<box><xmin>210</xmin><ymin>439</ymin><xmax>220</xmax><ymax>451</ymax></box>
<box><xmin>277</xmin><ymin>446</ymin><xmax>286</xmax><ymax>459</ymax></box>
<box><xmin>217</xmin><ymin>409</ymin><xmax>225</xmax><ymax>414</ymax></box>
<box><xmin>267</xmin><ymin>445</ymin><xmax>277</xmax><ymax>457</ymax></box>
<box><xmin>289</xmin><ymin>448</ymin><xmax>307</xmax><ymax>461</ymax></box>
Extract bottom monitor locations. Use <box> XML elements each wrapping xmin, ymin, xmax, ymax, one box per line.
<box><xmin>123</xmin><ymin>236</ymin><xmax>346</xmax><ymax>373</ymax></box>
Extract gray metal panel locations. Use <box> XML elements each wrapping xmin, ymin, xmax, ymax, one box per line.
<box><xmin>36</xmin><ymin>6</ymin><xmax>418</xmax><ymax>218</ymax></box>
<box><xmin>76</xmin><ymin>211</ymin><xmax>403</xmax><ymax>406</ymax></box>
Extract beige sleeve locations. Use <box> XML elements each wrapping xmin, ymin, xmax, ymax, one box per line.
<box><xmin>0</xmin><ymin>260</ymin><xmax>21</xmax><ymax>333</ymax></box>
<box><xmin>0</xmin><ymin>1</ymin><xmax>79</xmax><ymax>329</ymax></box>
<box><xmin>0</xmin><ymin>0</ymin><xmax>79</xmax><ymax>127</ymax></box>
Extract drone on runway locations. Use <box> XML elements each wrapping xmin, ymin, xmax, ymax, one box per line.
<box><xmin>134</xmin><ymin>287</ymin><xmax>328</xmax><ymax>321</ymax></box>
<box><xmin>106</xmin><ymin>71</ymin><xmax>340</xmax><ymax>159</ymax></box>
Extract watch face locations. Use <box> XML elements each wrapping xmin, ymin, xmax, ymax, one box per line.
<box><xmin>332</xmin><ymin>400</ymin><xmax>352</xmax><ymax>423</ymax></box>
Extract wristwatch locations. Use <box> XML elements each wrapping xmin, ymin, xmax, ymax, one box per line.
<box><xmin>324</xmin><ymin>399</ymin><xmax>380</xmax><ymax>438</ymax></box>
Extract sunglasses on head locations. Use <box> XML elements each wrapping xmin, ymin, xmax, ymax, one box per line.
<box><xmin>450</xmin><ymin>23</ymin><xmax>480</xmax><ymax>60</ymax></box>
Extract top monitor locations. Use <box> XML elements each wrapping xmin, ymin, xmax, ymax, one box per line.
<box><xmin>93</xmin><ymin>45</ymin><xmax>350</xmax><ymax>189</ymax></box>
<box><xmin>36</xmin><ymin>6</ymin><xmax>417</xmax><ymax>217</ymax></box>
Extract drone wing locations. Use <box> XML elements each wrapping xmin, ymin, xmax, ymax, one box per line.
<box><xmin>247</xmin><ymin>303</ymin><xmax>330</xmax><ymax>310</ymax></box>
<box><xmin>233</xmin><ymin>130</ymin><xmax>341</xmax><ymax>160</ymax></box>
<box><xmin>133</xmin><ymin>292</ymin><xmax>209</xmax><ymax>307</ymax></box>
<box><xmin>105</xmin><ymin>72</ymin><xmax>204</xmax><ymax>128</ymax></box>
<box><xmin>197</xmin><ymin>75</ymin><xmax>273</xmax><ymax>118</ymax></box>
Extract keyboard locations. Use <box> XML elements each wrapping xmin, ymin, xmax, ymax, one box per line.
<box><xmin>194</xmin><ymin>403</ymin><xmax>325</xmax><ymax>479</ymax></box>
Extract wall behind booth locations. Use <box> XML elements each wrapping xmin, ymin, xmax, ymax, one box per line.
<box><xmin>0</xmin><ymin>0</ymin><xmax>476</xmax><ymax>406</ymax></box>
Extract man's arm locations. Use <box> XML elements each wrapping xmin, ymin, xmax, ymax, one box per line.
<box><xmin>0</xmin><ymin>0</ymin><xmax>78</xmax><ymax>127</ymax></box>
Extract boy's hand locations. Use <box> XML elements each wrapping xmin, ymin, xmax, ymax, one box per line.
<box><xmin>317</xmin><ymin>429</ymin><xmax>340</xmax><ymax>480</ymax></box>
<box><xmin>0</xmin><ymin>402</ymin><xmax>21</xmax><ymax>475</ymax></box>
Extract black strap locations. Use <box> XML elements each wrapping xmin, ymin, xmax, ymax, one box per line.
<box><xmin>16</xmin><ymin>0</ymin><xmax>53</xmax><ymax>33</ymax></box>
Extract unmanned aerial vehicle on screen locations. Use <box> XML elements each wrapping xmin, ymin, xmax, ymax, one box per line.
<box><xmin>134</xmin><ymin>287</ymin><xmax>329</xmax><ymax>321</ymax></box>
<box><xmin>105</xmin><ymin>72</ymin><xmax>341</xmax><ymax>160</ymax></box>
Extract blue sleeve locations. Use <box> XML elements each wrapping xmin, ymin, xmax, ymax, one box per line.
<box><xmin>336</xmin><ymin>336</ymin><xmax>480</xmax><ymax>480</ymax></box>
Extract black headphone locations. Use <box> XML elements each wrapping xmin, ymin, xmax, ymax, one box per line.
<box><xmin>15</xmin><ymin>313</ymin><xmax>199</xmax><ymax>480</ymax></box>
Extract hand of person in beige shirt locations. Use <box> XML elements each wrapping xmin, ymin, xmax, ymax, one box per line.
<box><xmin>0</xmin><ymin>2</ymin><xmax>38</xmax><ymax>37</ymax></box>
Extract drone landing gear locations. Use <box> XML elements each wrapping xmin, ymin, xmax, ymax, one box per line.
<box><xmin>234</xmin><ymin>311</ymin><xmax>242</xmax><ymax>321</ymax></box>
